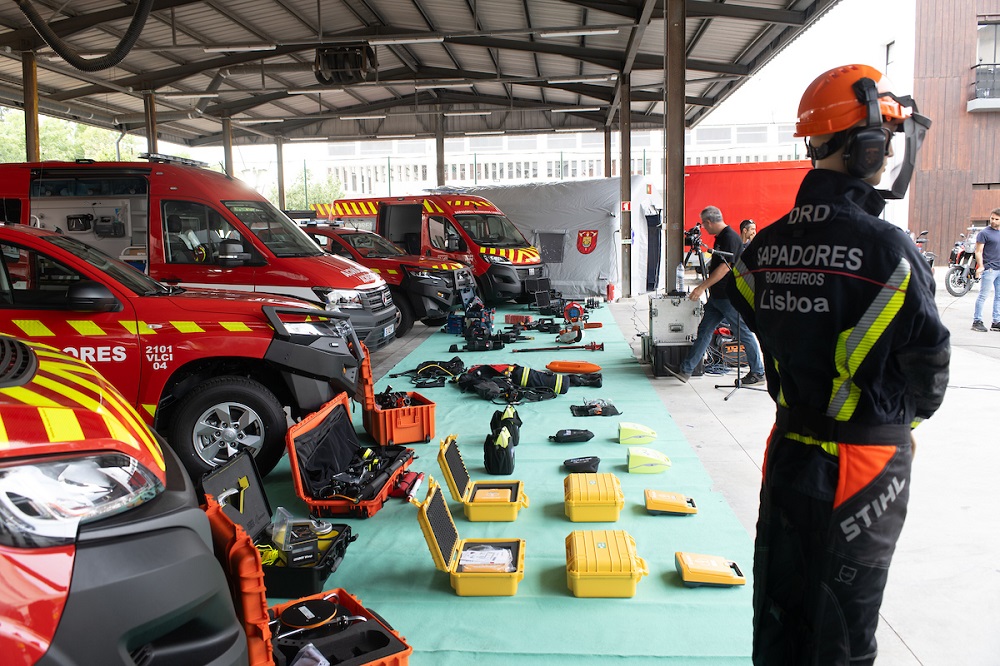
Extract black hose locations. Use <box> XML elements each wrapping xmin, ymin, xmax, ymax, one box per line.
<box><xmin>15</xmin><ymin>0</ymin><xmax>155</xmax><ymax>72</ymax></box>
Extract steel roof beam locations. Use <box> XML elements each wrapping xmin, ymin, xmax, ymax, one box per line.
<box><xmin>560</xmin><ymin>0</ymin><xmax>805</xmax><ymax>25</ymax></box>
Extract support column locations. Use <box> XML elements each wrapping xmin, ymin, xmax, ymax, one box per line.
<box><xmin>665</xmin><ymin>0</ymin><xmax>686</xmax><ymax>292</ymax></box>
<box><xmin>604</xmin><ymin>126</ymin><xmax>612</xmax><ymax>177</ymax></box>
<box><xmin>22</xmin><ymin>51</ymin><xmax>40</xmax><ymax>161</ymax></box>
<box><xmin>436</xmin><ymin>114</ymin><xmax>446</xmax><ymax>186</ymax></box>
<box><xmin>222</xmin><ymin>117</ymin><xmax>234</xmax><ymax>177</ymax></box>
<box><xmin>276</xmin><ymin>137</ymin><xmax>286</xmax><ymax>211</ymax></box>
<box><xmin>143</xmin><ymin>93</ymin><xmax>158</xmax><ymax>154</ymax></box>
<box><xmin>619</xmin><ymin>73</ymin><xmax>632</xmax><ymax>299</ymax></box>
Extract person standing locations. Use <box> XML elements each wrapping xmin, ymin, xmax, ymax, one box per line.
<box><xmin>740</xmin><ymin>218</ymin><xmax>757</xmax><ymax>246</ymax></box>
<box><xmin>665</xmin><ymin>205</ymin><xmax>765</xmax><ymax>385</ymax></box>
<box><xmin>971</xmin><ymin>208</ymin><xmax>1000</xmax><ymax>332</ymax></box>
<box><xmin>728</xmin><ymin>64</ymin><xmax>950</xmax><ymax>665</ymax></box>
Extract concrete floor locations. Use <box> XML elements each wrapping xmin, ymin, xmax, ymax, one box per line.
<box><xmin>370</xmin><ymin>272</ymin><xmax>999</xmax><ymax>665</ymax></box>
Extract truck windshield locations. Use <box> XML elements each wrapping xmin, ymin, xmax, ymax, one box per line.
<box><xmin>44</xmin><ymin>235</ymin><xmax>169</xmax><ymax>296</ymax></box>
<box><xmin>338</xmin><ymin>231</ymin><xmax>405</xmax><ymax>258</ymax></box>
<box><xmin>454</xmin><ymin>214</ymin><xmax>529</xmax><ymax>248</ymax></box>
<box><xmin>224</xmin><ymin>201</ymin><xmax>324</xmax><ymax>258</ymax></box>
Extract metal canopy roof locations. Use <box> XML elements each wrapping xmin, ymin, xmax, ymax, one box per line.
<box><xmin>0</xmin><ymin>0</ymin><xmax>841</xmax><ymax>147</ymax></box>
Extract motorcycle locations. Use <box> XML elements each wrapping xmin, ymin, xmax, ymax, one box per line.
<box><xmin>913</xmin><ymin>229</ymin><xmax>936</xmax><ymax>271</ymax></box>
<box><xmin>945</xmin><ymin>226</ymin><xmax>982</xmax><ymax>297</ymax></box>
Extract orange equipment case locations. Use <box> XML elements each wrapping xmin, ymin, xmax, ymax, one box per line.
<box><xmin>285</xmin><ymin>392</ymin><xmax>415</xmax><ymax>518</ymax></box>
<box><xmin>203</xmin><ymin>496</ymin><xmax>412</xmax><ymax>666</ymax></box>
<box><xmin>358</xmin><ymin>343</ymin><xmax>436</xmax><ymax>446</ymax></box>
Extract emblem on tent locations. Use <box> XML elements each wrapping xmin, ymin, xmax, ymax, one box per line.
<box><xmin>577</xmin><ymin>230</ymin><xmax>598</xmax><ymax>255</ymax></box>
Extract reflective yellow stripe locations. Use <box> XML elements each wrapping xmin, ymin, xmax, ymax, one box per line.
<box><xmin>33</xmin><ymin>375</ymin><xmax>104</xmax><ymax>416</ymax></box>
<box><xmin>386</xmin><ymin>269</ymin><xmax>398</xmax><ymax>275</ymax></box>
<box><xmin>101</xmin><ymin>412</ymin><xmax>141</xmax><ymax>451</ymax></box>
<box><xmin>554</xmin><ymin>374</ymin><xmax>563</xmax><ymax>394</ymax></box>
<box><xmin>143</xmin><ymin>404</ymin><xmax>157</xmax><ymax>417</ymax></box>
<box><xmin>828</xmin><ymin>258</ymin><xmax>910</xmax><ymax>421</ymax></box>
<box><xmin>68</xmin><ymin>320</ymin><xmax>106</xmax><ymax>335</ymax></box>
<box><xmin>38</xmin><ymin>407</ymin><xmax>85</xmax><ymax>442</ymax></box>
<box><xmin>785</xmin><ymin>432</ymin><xmax>839</xmax><ymax>456</ymax></box>
<box><xmin>32</xmin><ymin>357</ymin><xmax>100</xmax><ymax>377</ymax></box>
<box><xmin>0</xmin><ymin>414</ymin><xmax>7</xmax><ymax>448</ymax></box>
<box><xmin>120</xmin><ymin>321</ymin><xmax>157</xmax><ymax>335</ymax></box>
<box><xmin>730</xmin><ymin>262</ymin><xmax>756</xmax><ymax>313</ymax></box>
<box><xmin>13</xmin><ymin>320</ymin><xmax>54</xmax><ymax>337</ymax></box>
<box><xmin>171</xmin><ymin>321</ymin><xmax>205</xmax><ymax>333</ymax></box>
<box><xmin>221</xmin><ymin>322</ymin><xmax>252</xmax><ymax>332</ymax></box>
<box><xmin>370</xmin><ymin>268</ymin><xmax>381</xmax><ymax>273</ymax></box>
<box><xmin>519</xmin><ymin>367</ymin><xmax>530</xmax><ymax>387</ymax></box>
<box><xmin>0</xmin><ymin>386</ymin><xmax>63</xmax><ymax>407</ymax></box>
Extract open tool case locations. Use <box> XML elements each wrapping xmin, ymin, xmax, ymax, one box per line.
<box><xmin>412</xmin><ymin>478</ymin><xmax>525</xmax><ymax>596</ymax></box>
<box><xmin>358</xmin><ymin>344</ymin><xmax>435</xmax><ymax>446</ymax></box>
<box><xmin>204</xmin><ymin>495</ymin><xmax>412</xmax><ymax>666</ymax></box>
<box><xmin>285</xmin><ymin>392</ymin><xmax>415</xmax><ymax>518</ymax></box>
<box><xmin>200</xmin><ymin>451</ymin><xmax>355</xmax><ymax>599</ymax></box>
<box><xmin>437</xmin><ymin>434</ymin><xmax>528</xmax><ymax>522</ymax></box>
<box><xmin>565</xmin><ymin>530</ymin><xmax>648</xmax><ymax>598</ymax></box>
<box><xmin>564</xmin><ymin>473</ymin><xmax>624</xmax><ymax>522</ymax></box>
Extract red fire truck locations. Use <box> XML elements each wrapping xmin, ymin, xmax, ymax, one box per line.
<box><xmin>0</xmin><ymin>335</ymin><xmax>247</xmax><ymax>666</ymax></box>
<box><xmin>324</xmin><ymin>194</ymin><xmax>545</xmax><ymax>303</ymax></box>
<box><xmin>299</xmin><ymin>221</ymin><xmax>476</xmax><ymax>337</ymax></box>
<box><xmin>0</xmin><ymin>222</ymin><xmax>364</xmax><ymax>479</ymax></box>
<box><xmin>0</xmin><ymin>155</ymin><xmax>397</xmax><ymax>351</ymax></box>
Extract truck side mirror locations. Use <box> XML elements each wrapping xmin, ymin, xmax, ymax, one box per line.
<box><xmin>66</xmin><ymin>281</ymin><xmax>120</xmax><ymax>312</ymax></box>
<box><xmin>218</xmin><ymin>238</ymin><xmax>251</xmax><ymax>267</ymax></box>
<box><xmin>446</xmin><ymin>236</ymin><xmax>465</xmax><ymax>252</ymax></box>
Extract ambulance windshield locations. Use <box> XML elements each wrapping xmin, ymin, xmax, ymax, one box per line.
<box><xmin>454</xmin><ymin>214</ymin><xmax>528</xmax><ymax>248</ymax></box>
<box><xmin>45</xmin><ymin>235</ymin><xmax>169</xmax><ymax>296</ymax></box>
<box><xmin>224</xmin><ymin>201</ymin><xmax>324</xmax><ymax>258</ymax></box>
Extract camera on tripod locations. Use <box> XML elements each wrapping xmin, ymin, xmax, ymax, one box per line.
<box><xmin>684</xmin><ymin>223</ymin><xmax>703</xmax><ymax>248</ymax></box>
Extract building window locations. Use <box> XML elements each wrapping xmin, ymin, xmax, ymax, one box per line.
<box><xmin>978</xmin><ymin>22</ymin><xmax>999</xmax><ymax>64</ymax></box>
<box><xmin>885</xmin><ymin>40</ymin><xmax>895</xmax><ymax>77</ymax></box>
<box><xmin>736</xmin><ymin>125</ymin><xmax>768</xmax><ymax>144</ymax></box>
<box><xmin>695</xmin><ymin>127</ymin><xmax>731</xmax><ymax>145</ymax></box>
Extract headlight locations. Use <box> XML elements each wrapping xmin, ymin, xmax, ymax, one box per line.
<box><xmin>0</xmin><ymin>453</ymin><xmax>164</xmax><ymax>548</ymax></box>
<box><xmin>406</xmin><ymin>267</ymin><xmax>444</xmax><ymax>282</ymax></box>
<box><xmin>314</xmin><ymin>287</ymin><xmax>364</xmax><ymax>309</ymax></box>
<box><xmin>482</xmin><ymin>254</ymin><xmax>511</xmax><ymax>265</ymax></box>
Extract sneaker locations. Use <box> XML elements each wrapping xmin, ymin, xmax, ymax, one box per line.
<box><xmin>992</xmin><ymin>322</ymin><xmax>1000</xmax><ymax>332</ymax></box>
<box><xmin>663</xmin><ymin>364</ymin><xmax>691</xmax><ymax>383</ymax></box>
<box><xmin>973</xmin><ymin>320</ymin><xmax>988</xmax><ymax>332</ymax></box>
<box><xmin>738</xmin><ymin>371</ymin><xmax>765</xmax><ymax>386</ymax></box>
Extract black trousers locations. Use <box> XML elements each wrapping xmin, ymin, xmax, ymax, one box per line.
<box><xmin>752</xmin><ymin>431</ymin><xmax>912</xmax><ymax>665</ymax></box>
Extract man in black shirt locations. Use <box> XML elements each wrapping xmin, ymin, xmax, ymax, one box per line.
<box><xmin>664</xmin><ymin>205</ymin><xmax>764</xmax><ymax>384</ymax></box>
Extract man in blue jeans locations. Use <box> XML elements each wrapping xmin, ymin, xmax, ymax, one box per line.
<box><xmin>665</xmin><ymin>205</ymin><xmax>765</xmax><ymax>384</ymax></box>
<box><xmin>972</xmin><ymin>208</ymin><xmax>1000</xmax><ymax>332</ymax></box>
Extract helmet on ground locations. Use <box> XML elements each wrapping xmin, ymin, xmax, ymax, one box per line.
<box><xmin>795</xmin><ymin>64</ymin><xmax>909</xmax><ymax>137</ymax></box>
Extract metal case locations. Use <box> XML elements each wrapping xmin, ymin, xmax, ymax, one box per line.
<box><xmin>649</xmin><ymin>294</ymin><xmax>704</xmax><ymax>344</ymax></box>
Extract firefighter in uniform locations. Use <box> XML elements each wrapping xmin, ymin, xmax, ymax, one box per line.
<box><xmin>728</xmin><ymin>65</ymin><xmax>950</xmax><ymax>665</ymax></box>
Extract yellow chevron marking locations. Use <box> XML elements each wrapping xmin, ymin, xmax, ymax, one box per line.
<box><xmin>143</xmin><ymin>404</ymin><xmax>157</xmax><ymax>417</ymax></box>
<box><xmin>120</xmin><ymin>321</ymin><xmax>157</xmax><ymax>335</ymax></box>
<box><xmin>67</xmin><ymin>320</ymin><xmax>106</xmax><ymax>336</ymax></box>
<box><xmin>39</xmin><ymin>407</ymin><xmax>84</xmax><ymax>443</ymax></box>
<box><xmin>0</xmin><ymin>386</ymin><xmax>63</xmax><ymax>407</ymax></box>
<box><xmin>0</xmin><ymin>414</ymin><xmax>7</xmax><ymax>448</ymax></box>
<box><xmin>221</xmin><ymin>322</ymin><xmax>252</xmax><ymax>332</ymax></box>
<box><xmin>370</xmin><ymin>268</ymin><xmax>381</xmax><ymax>273</ymax></box>
<box><xmin>101</xmin><ymin>412</ymin><xmax>141</xmax><ymax>451</ymax></box>
<box><xmin>13</xmin><ymin>320</ymin><xmax>54</xmax><ymax>337</ymax></box>
<box><xmin>387</xmin><ymin>269</ymin><xmax>398</xmax><ymax>275</ymax></box>
<box><xmin>171</xmin><ymin>321</ymin><xmax>205</xmax><ymax>333</ymax></box>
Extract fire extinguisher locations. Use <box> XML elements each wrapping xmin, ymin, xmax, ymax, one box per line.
<box><xmin>606</xmin><ymin>282</ymin><xmax>615</xmax><ymax>302</ymax></box>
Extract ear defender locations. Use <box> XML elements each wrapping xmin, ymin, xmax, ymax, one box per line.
<box><xmin>842</xmin><ymin>77</ymin><xmax>892</xmax><ymax>179</ymax></box>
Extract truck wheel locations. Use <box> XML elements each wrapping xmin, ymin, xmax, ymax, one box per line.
<box><xmin>391</xmin><ymin>289</ymin><xmax>414</xmax><ymax>337</ymax></box>
<box><xmin>168</xmin><ymin>376</ymin><xmax>287</xmax><ymax>478</ymax></box>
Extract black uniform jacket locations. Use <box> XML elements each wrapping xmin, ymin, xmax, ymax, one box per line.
<box><xmin>727</xmin><ymin>169</ymin><xmax>950</xmax><ymax>428</ymax></box>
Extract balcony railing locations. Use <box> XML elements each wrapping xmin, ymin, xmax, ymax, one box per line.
<box><xmin>974</xmin><ymin>63</ymin><xmax>1000</xmax><ymax>99</ymax></box>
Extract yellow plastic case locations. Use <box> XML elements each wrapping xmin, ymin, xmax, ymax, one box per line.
<box><xmin>644</xmin><ymin>489</ymin><xmax>698</xmax><ymax>515</ymax></box>
<box><xmin>437</xmin><ymin>435</ymin><xmax>529</xmax><ymax>522</ymax></box>
<box><xmin>564</xmin><ymin>473</ymin><xmax>624</xmax><ymax>522</ymax></box>
<box><xmin>565</xmin><ymin>530</ymin><xmax>648</xmax><ymax>598</ymax></box>
<box><xmin>674</xmin><ymin>552</ymin><xmax>747</xmax><ymax>587</ymax></box>
<box><xmin>412</xmin><ymin>478</ymin><xmax>525</xmax><ymax>596</ymax></box>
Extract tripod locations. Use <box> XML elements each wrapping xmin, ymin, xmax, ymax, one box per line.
<box><xmin>708</xmin><ymin>253</ymin><xmax>767</xmax><ymax>400</ymax></box>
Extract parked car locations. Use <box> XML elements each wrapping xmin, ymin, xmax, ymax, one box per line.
<box><xmin>0</xmin><ymin>335</ymin><xmax>247</xmax><ymax>665</ymax></box>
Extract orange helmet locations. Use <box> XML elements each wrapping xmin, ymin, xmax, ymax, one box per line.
<box><xmin>794</xmin><ymin>64</ymin><xmax>909</xmax><ymax>137</ymax></box>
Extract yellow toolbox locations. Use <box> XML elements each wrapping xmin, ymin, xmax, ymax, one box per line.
<box><xmin>437</xmin><ymin>434</ymin><xmax>529</xmax><ymax>522</ymax></box>
<box><xmin>565</xmin><ymin>530</ymin><xmax>648</xmax><ymax>598</ymax></box>
<box><xmin>412</xmin><ymin>477</ymin><xmax>525</xmax><ymax>596</ymax></box>
<box><xmin>674</xmin><ymin>552</ymin><xmax>747</xmax><ymax>587</ymax></box>
<box><xmin>564</xmin><ymin>473</ymin><xmax>624</xmax><ymax>522</ymax></box>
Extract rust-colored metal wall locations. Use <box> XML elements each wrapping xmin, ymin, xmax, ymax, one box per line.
<box><xmin>912</xmin><ymin>0</ymin><xmax>1000</xmax><ymax>255</ymax></box>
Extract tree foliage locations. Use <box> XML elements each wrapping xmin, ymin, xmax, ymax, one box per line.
<box><xmin>271</xmin><ymin>167</ymin><xmax>344</xmax><ymax>211</ymax></box>
<box><xmin>0</xmin><ymin>109</ymin><xmax>143</xmax><ymax>162</ymax></box>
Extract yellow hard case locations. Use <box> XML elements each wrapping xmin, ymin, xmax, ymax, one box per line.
<box><xmin>437</xmin><ymin>435</ymin><xmax>529</xmax><ymax>522</ymax></box>
<box><xmin>644</xmin><ymin>489</ymin><xmax>698</xmax><ymax>515</ymax></box>
<box><xmin>674</xmin><ymin>552</ymin><xmax>746</xmax><ymax>587</ymax></box>
<box><xmin>564</xmin><ymin>473</ymin><xmax>624</xmax><ymax>522</ymax></box>
<box><xmin>565</xmin><ymin>529</ymin><xmax>648</xmax><ymax>598</ymax></box>
<box><xmin>413</xmin><ymin>478</ymin><xmax>525</xmax><ymax>596</ymax></box>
